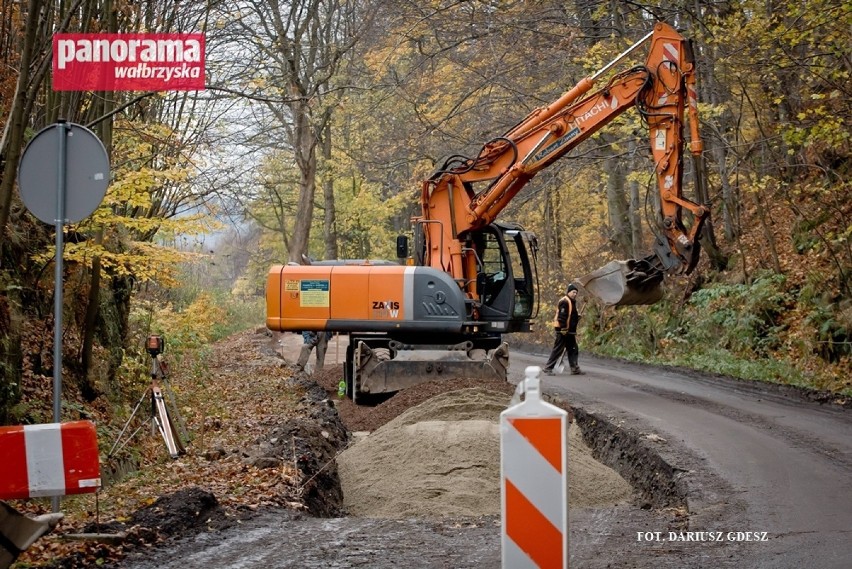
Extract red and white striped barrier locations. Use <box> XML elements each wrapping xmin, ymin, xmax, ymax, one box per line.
<box><xmin>0</xmin><ymin>420</ymin><xmax>101</xmax><ymax>500</ymax></box>
<box><xmin>501</xmin><ymin>366</ymin><xmax>569</xmax><ymax>569</ymax></box>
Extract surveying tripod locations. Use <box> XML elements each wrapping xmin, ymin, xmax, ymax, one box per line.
<box><xmin>108</xmin><ymin>335</ymin><xmax>187</xmax><ymax>460</ymax></box>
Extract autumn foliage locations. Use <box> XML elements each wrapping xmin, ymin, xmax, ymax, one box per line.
<box><xmin>1</xmin><ymin>1</ymin><xmax>850</xmax><ymax>439</ymax></box>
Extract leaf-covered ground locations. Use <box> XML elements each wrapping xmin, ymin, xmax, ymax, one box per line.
<box><xmin>11</xmin><ymin>329</ymin><xmax>318</xmax><ymax>567</ymax></box>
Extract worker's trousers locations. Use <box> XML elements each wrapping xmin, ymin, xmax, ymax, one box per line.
<box><xmin>297</xmin><ymin>334</ymin><xmax>328</xmax><ymax>371</ymax></box>
<box><xmin>543</xmin><ymin>329</ymin><xmax>579</xmax><ymax>371</ymax></box>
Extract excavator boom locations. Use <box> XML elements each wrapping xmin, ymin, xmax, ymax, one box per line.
<box><xmin>419</xmin><ymin>22</ymin><xmax>708</xmax><ymax>305</ymax></box>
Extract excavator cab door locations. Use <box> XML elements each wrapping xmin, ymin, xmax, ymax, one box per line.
<box><xmin>476</xmin><ymin>223</ymin><xmax>538</xmax><ymax>331</ymax></box>
<box><xmin>476</xmin><ymin>229</ymin><xmax>509</xmax><ymax>308</ymax></box>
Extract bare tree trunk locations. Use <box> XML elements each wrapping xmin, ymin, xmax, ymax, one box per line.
<box><xmin>604</xmin><ymin>156</ymin><xmax>632</xmax><ymax>256</ymax></box>
<box><xmin>80</xmin><ymin>149</ymin><xmax>111</xmax><ymax>389</ymax></box>
<box><xmin>321</xmin><ymin>122</ymin><xmax>338</xmax><ymax>260</ymax></box>
<box><xmin>691</xmin><ymin>149</ymin><xmax>729</xmax><ymax>270</ymax></box>
<box><xmin>541</xmin><ymin>186</ymin><xmax>563</xmax><ymax>276</ymax></box>
<box><xmin>753</xmin><ymin>185</ymin><xmax>782</xmax><ymax>275</ymax></box>
<box><xmin>627</xmin><ymin>141</ymin><xmax>644</xmax><ymax>256</ymax></box>
<box><xmin>0</xmin><ymin>0</ymin><xmax>43</xmax><ymax>235</ymax></box>
<box><xmin>712</xmin><ymin>141</ymin><xmax>737</xmax><ymax>241</ymax></box>
<box><xmin>290</xmin><ymin>102</ymin><xmax>319</xmax><ymax>264</ymax></box>
<box><xmin>79</xmin><ymin>246</ymin><xmax>101</xmax><ymax>400</ymax></box>
<box><xmin>79</xmin><ymin>0</ymin><xmax>119</xmax><ymax>389</ymax></box>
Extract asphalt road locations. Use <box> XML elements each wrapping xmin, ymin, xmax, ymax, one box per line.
<box><xmin>509</xmin><ymin>349</ymin><xmax>852</xmax><ymax>569</ymax></box>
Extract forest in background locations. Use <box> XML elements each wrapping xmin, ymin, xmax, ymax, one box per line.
<box><xmin>1</xmin><ymin>0</ymin><xmax>850</xmax><ymax>431</ymax></box>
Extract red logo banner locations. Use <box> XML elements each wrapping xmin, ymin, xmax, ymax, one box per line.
<box><xmin>53</xmin><ymin>33</ymin><xmax>205</xmax><ymax>91</ymax></box>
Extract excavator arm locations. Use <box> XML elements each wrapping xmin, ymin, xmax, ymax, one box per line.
<box><xmin>418</xmin><ymin>22</ymin><xmax>709</xmax><ymax>305</ymax></box>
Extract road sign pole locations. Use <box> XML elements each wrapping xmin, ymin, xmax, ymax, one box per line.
<box><xmin>53</xmin><ymin>120</ymin><xmax>67</xmax><ymax>424</ymax></box>
<box><xmin>51</xmin><ymin>120</ymin><xmax>68</xmax><ymax>513</ymax></box>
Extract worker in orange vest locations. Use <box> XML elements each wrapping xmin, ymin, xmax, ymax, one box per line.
<box><xmin>542</xmin><ymin>283</ymin><xmax>585</xmax><ymax>375</ymax></box>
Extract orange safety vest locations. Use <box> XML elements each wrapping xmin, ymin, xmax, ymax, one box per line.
<box><xmin>552</xmin><ymin>296</ymin><xmax>574</xmax><ymax>329</ymax></box>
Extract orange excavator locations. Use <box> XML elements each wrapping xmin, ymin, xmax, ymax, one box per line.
<box><xmin>267</xmin><ymin>22</ymin><xmax>709</xmax><ymax>401</ymax></box>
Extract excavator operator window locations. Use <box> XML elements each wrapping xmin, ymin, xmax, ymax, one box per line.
<box><xmin>504</xmin><ymin>229</ymin><xmax>536</xmax><ymax>319</ymax></box>
<box><xmin>480</xmin><ymin>231</ymin><xmax>508</xmax><ymax>305</ymax></box>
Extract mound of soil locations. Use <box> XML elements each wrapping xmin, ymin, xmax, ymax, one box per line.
<box><xmin>312</xmin><ymin>368</ymin><xmax>517</xmax><ymax>433</ymax></box>
<box><xmin>336</xmin><ymin>388</ymin><xmax>632</xmax><ymax>518</ymax></box>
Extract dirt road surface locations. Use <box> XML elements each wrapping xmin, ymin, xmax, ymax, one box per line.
<box><xmin>118</xmin><ymin>336</ymin><xmax>851</xmax><ymax>569</ymax></box>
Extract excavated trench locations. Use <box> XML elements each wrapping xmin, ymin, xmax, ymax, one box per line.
<box><xmin>570</xmin><ymin>405</ymin><xmax>688</xmax><ymax>510</ymax></box>
<box><xmin>287</xmin><ymin>377</ymin><xmax>688</xmax><ymax>518</ymax></box>
<box><xmin>267</xmin><ymin>330</ymin><xmax>689</xmax><ymax>517</ymax></box>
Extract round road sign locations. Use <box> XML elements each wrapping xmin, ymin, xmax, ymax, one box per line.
<box><xmin>18</xmin><ymin>122</ymin><xmax>109</xmax><ymax>224</ymax></box>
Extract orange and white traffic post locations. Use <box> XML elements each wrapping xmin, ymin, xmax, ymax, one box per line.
<box><xmin>501</xmin><ymin>366</ymin><xmax>569</xmax><ymax>569</ymax></box>
<box><xmin>0</xmin><ymin>420</ymin><xmax>101</xmax><ymax>500</ymax></box>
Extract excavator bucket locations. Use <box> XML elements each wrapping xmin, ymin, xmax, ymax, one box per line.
<box><xmin>578</xmin><ymin>259</ymin><xmax>664</xmax><ymax>306</ymax></box>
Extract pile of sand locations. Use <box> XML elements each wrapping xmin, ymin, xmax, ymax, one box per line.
<box><xmin>337</xmin><ymin>388</ymin><xmax>632</xmax><ymax>518</ymax></box>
